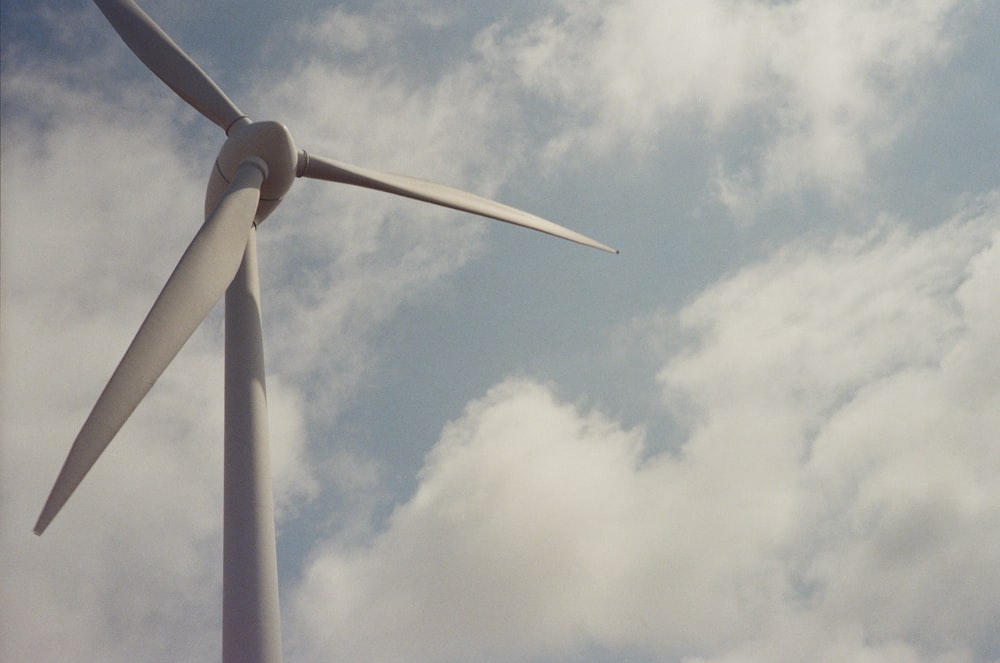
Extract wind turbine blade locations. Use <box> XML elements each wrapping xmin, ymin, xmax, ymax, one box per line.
<box><xmin>93</xmin><ymin>0</ymin><xmax>246</xmax><ymax>132</ymax></box>
<box><xmin>299</xmin><ymin>152</ymin><xmax>618</xmax><ymax>254</ymax></box>
<box><xmin>34</xmin><ymin>162</ymin><xmax>266</xmax><ymax>535</ymax></box>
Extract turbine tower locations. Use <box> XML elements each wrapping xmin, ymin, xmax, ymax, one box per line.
<box><xmin>34</xmin><ymin>1</ymin><xmax>616</xmax><ymax>661</ymax></box>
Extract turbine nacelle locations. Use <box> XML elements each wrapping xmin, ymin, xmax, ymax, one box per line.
<box><xmin>207</xmin><ymin>119</ymin><xmax>298</xmax><ymax>223</ymax></box>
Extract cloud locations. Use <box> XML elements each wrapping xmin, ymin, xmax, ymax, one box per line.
<box><xmin>294</xmin><ymin>4</ymin><xmax>456</xmax><ymax>58</ymax></box>
<box><xmin>0</xmin><ymin>36</ymin><xmax>312</xmax><ymax>662</ymax></box>
<box><xmin>286</xmin><ymin>198</ymin><xmax>1000</xmax><ymax>663</ymax></box>
<box><xmin>3</xmin><ymin>3</ymin><xmax>996</xmax><ymax>662</ymax></box>
<box><xmin>0</xmin><ymin>5</ymin><xmax>557</xmax><ymax>659</ymax></box>
<box><xmin>0</xmin><ymin>54</ymin><xmax>215</xmax><ymax>662</ymax></box>
<box><xmin>477</xmin><ymin>0</ymin><xmax>959</xmax><ymax>214</ymax></box>
<box><xmin>238</xmin><ymin>9</ymin><xmax>546</xmax><ymax>426</ymax></box>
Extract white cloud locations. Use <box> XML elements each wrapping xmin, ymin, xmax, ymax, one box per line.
<box><xmin>1</xmin><ymin>74</ymin><xmax>204</xmax><ymax>663</ymax></box>
<box><xmin>477</xmin><ymin>0</ymin><xmax>958</xmax><ymax>213</ymax></box>
<box><xmin>0</xmin><ymin>45</ymin><xmax>308</xmax><ymax>662</ymax></box>
<box><xmin>243</xmin><ymin>21</ymin><xmax>541</xmax><ymax>424</ymax></box>
<box><xmin>287</xmin><ymin>198</ymin><xmax>1000</xmax><ymax>663</ymax></box>
<box><xmin>3</xmin><ymin>2</ymin><xmax>996</xmax><ymax>662</ymax></box>
<box><xmin>0</xmin><ymin>6</ymin><xmax>547</xmax><ymax>659</ymax></box>
<box><xmin>295</xmin><ymin>4</ymin><xmax>455</xmax><ymax>57</ymax></box>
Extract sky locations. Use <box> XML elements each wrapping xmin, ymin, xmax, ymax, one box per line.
<box><xmin>1</xmin><ymin>0</ymin><xmax>999</xmax><ymax>661</ymax></box>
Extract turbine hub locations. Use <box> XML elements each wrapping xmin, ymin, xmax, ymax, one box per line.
<box><xmin>207</xmin><ymin>120</ymin><xmax>298</xmax><ymax>223</ymax></box>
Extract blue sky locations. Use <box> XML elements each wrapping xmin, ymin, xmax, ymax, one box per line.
<box><xmin>2</xmin><ymin>1</ymin><xmax>999</xmax><ymax>661</ymax></box>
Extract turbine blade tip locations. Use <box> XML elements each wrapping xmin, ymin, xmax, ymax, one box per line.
<box><xmin>34</xmin><ymin>505</ymin><xmax>56</xmax><ymax>536</ymax></box>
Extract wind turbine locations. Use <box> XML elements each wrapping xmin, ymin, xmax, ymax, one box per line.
<box><xmin>33</xmin><ymin>1</ymin><xmax>616</xmax><ymax>661</ymax></box>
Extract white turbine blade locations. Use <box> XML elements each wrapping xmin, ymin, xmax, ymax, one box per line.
<box><xmin>298</xmin><ymin>152</ymin><xmax>618</xmax><ymax>254</ymax></box>
<box><xmin>34</xmin><ymin>162</ymin><xmax>265</xmax><ymax>535</ymax></box>
<box><xmin>93</xmin><ymin>0</ymin><xmax>246</xmax><ymax>132</ymax></box>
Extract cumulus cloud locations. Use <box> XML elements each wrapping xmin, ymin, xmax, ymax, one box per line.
<box><xmin>0</xmin><ymin>31</ymin><xmax>306</xmax><ymax>662</ymax></box>
<box><xmin>0</xmin><ymin>55</ymin><xmax>215</xmax><ymax>662</ymax></box>
<box><xmin>477</xmin><ymin>0</ymin><xmax>958</xmax><ymax>213</ymax></box>
<box><xmin>287</xmin><ymin>199</ymin><xmax>1000</xmax><ymax>663</ymax></box>
<box><xmin>3</xmin><ymin>2</ymin><xmax>996</xmax><ymax>662</ymax></box>
<box><xmin>0</xmin><ymin>4</ymin><xmax>552</xmax><ymax>659</ymax></box>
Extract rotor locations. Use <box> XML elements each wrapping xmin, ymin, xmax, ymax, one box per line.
<box><xmin>207</xmin><ymin>120</ymin><xmax>300</xmax><ymax>223</ymax></box>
